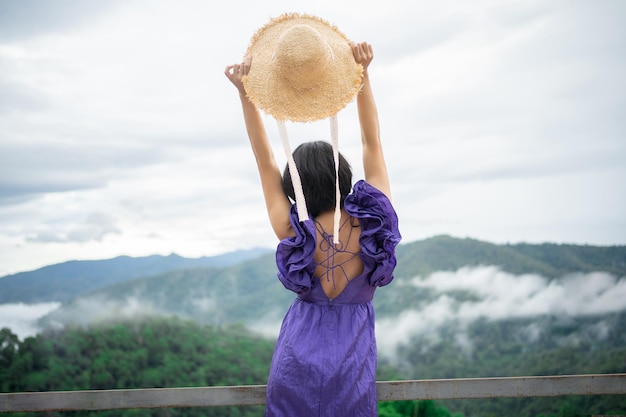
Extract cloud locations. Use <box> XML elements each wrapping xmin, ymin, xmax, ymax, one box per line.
<box><xmin>413</xmin><ymin>266</ymin><xmax>626</xmax><ymax>317</ymax></box>
<box><xmin>0</xmin><ymin>1</ymin><xmax>124</xmax><ymax>41</ymax></box>
<box><xmin>0</xmin><ymin>0</ymin><xmax>625</xmax><ymax>276</ymax></box>
<box><xmin>0</xmin><ymin>302</ymin><xmax>61</xmax><ymax>340</ymax></box>
<box><xmin>248</xmin><ymin>315</ymin><xmax>285</xmax><ymax>340</ymax></box>
<box><xmin>41</xmin><ymin>296</ymin><xmax>170</xmax><ymax>331</ymax></box>
<box><xmin>26</xmin><ymin>212</ymin><xmax>121</xmax><ymax>243</ymax></box>
<box><xmin>0</xmin><ymin>139</ymin><xmax>169</xmax><ymax>205</ymax></box>
<box><xmin>376</xmin><ymin>266</ymin><xmax>626</xmax><ymax>355</ymax></box>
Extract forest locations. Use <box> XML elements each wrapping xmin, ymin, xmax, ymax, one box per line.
<box><xmin>2</xmin><ymin>315</ymin><xmax>625</xmax><ymax>416</ymax></box>
<box><xmin>1</xmin><ymin>318</ymin><xmax>460</xmax><ymax>417</ymax></box>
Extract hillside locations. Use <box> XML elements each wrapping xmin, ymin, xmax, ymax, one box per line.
<box><xmin>40</xmin><ymin>252</ymin><xmax>293</xmax><ymax>329</ymax></box>
<box><xmin>0</xmin><ymin>248</ymin><xmax>271</xmax><ymax>303</ymax></box>
<box><xmin>394</xmin><ymin>235</ymin><xmax>626</xmax><ymax>278</ymax></box>
<box><xmin>37</xmin><ymin>235</ymin><xmax>626</xmax><ymax>345</ymax></box>
<box><xmin>387</xmin><ymin>312</ymin><xmax>626</xmax><ymax>416</ymax></box>
<box><xmin>4</xmin><ymin>235</ymin><xmax>625</xmax><ymax>308</ymax></box>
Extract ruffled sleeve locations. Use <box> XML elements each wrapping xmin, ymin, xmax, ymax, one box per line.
<box><xmin>275</xmin><ymin>205</ymin><xmax>317</xmax><ymax>295</ymax></box>
<box><xmin>345</xmin><ymin>180</ymin><xmax>401</xmax><ymax>287</ymax></box>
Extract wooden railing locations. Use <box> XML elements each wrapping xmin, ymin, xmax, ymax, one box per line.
<box><xmin>1</xmin><ymin>374</ymin><xmax>625</xmax><ymax>412</ymax></box>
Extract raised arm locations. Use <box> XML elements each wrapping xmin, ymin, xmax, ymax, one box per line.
<box><xmin>351</xmin><ymin>42</ymin><xmax>392</xmax><ymax>200</ymax></box>
<box><xmin>225</xmin><ymin>57</ymin><xmax>294</xmax><ymax>240</ymax></box>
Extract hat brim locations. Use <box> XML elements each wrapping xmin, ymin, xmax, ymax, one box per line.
<box><xmin>243</xmin><ymin>13</ymin><xmax>363</xmax><ymax>122</ymax></box>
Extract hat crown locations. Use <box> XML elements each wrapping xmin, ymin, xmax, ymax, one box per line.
<box><xmin>243</xmin><ymin>13</ymin><xmax>362</xmax><ymax>122</ymax></box>
<box><xmin>274</xmin><ymin>25</ymin><xmax>331</xmax><ymax>89</ymax></box>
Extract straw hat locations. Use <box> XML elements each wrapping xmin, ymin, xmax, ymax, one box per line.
<box><xmin>243</xmin><ymin>13</ymin><xmax>363</xmax><ymax>122</ymax></box>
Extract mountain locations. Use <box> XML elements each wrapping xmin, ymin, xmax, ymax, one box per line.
<box><xmin>39</xmin><ymin>252</ymin><xmax>292</xmax><ymax>329</ymax></box>
<box><xmin>35</xmin><ymin>235</ymin><xmax>626</xmax><ymax>330</ymax></box>
<box><xmin>394</xmin><ymin>235</ymin><xmax>626</xmax><ymax>279</ymax></box>
<box><xmin>0</xmin><ymin>248</ymin><xmax>272</xmax><ymax>304</ymax></box>
<box><xmin>5</xmin><ymin>235</ymin><xmax>625</xmax><ymax>306</ymax></box>
<box><xmin>3</xmin><ymin>234</ymin><xmax>624</xmax><ymax>336</ymax></box>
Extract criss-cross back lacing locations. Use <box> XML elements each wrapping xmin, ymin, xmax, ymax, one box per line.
<box><xmin>314</xmin><ymin>215</ymin><xmax>362</xmax><ymax>299</ymax></box>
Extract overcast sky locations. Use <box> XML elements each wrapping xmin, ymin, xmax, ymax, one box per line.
<box><xmin>1</xmin><ymin>0</ymin><xmax>625</xmax><ymax>276</ymax></box>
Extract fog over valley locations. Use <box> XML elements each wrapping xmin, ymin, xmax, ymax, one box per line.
<box><xmin>3</xmin><ymin>264</ymin><xmax>624</xmax><ymax>359</ymax></box>
<box><xmin>375</xmin><ymin>266</ymin><xmax>626</xmax><ymax>355</ymax></box>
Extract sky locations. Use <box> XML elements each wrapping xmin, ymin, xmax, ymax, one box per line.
<box><xmin>1</xmin><ymin>0</ymin><xmax>625</xmax><ymax>276</ymax></box>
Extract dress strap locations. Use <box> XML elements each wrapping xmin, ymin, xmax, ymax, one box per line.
<box><xmin>277</xmin><ymin>119</ymin><xmax>309</xmax><ymax>223</ymax></box>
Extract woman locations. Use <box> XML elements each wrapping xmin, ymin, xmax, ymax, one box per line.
<box><xmin>226</xmin><ymin>36</ymin><xmax>400</xmax><ymax>416</ymax></box>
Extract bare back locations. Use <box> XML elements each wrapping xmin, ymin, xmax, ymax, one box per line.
<box><xmin>312</xmin><ymin>209</ymin><xmax>364</xmax><ymax>300</ymax></box>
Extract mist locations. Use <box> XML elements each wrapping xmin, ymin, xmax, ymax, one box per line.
<box><xmin>375</xmin><ymin>266</ymin><xmax>626</xmax><ymax>355</ymax></box>
<box><xmin>0</xmin><ymin>302</ymin><xmax>61</xmax><ymax>340</ymax></box>
<box><xmin>2</xmin><ymin>266</ymin><xmax>625</xmax><ymax>358</ymax></box>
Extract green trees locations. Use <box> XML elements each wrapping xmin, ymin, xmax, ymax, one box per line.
<box><xmin>4</xmin><ymin>319</ymin><xmax>466</xmax><ymax>416</ymax></box>
<box><xmin>1</xmin><ymin>319</ymin><xmax>275</xmax><ymax>417</ymax></box>
<box><xmin>384</xmin><ymin>314</ymin><xmax>626</xmax><ymax>416</ymax></box>
<box><xmin>3</xmin><ymin>313</ymin><xmax>626</xmax><ymax>416</ymax></box>
<box><xmin>379</xmin><ymin>400</ymin><xmax>462</xmax><ymax>417</ymax></box>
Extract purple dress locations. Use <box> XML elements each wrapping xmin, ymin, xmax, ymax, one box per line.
<box><xmin>266</xmin><ymin>180</ymin><xmax>401</xmax><ymax>417</ymax></box>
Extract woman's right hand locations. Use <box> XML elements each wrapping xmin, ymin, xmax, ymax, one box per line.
<box><xmin>224</xmin><ymin>55</ymin><xmax>252</xmax><ymax>96</ymax></box>
<box><xmin>350</xmin><ymin>42</ymin><xmax>374</xmax><ymax>73</ymax></box>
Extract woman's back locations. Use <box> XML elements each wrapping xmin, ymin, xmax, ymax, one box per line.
<box><xmin>313</xmin><ymin>209</ymin><xmax>364</xmax><ymax>300</ymax></box>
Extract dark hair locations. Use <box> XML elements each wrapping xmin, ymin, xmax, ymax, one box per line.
<box><xmin>282</xmin><ymin>141</ymin><xmax>352</xmax><ymax>218</ymax></box>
